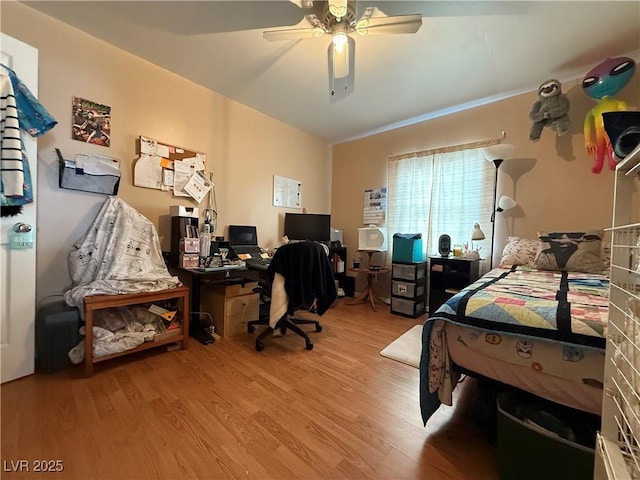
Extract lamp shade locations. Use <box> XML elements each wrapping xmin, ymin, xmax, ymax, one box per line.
<box><xmin>483</xmin><ymin>144</ymin><xmax>515</xmax><ymax>162</ymax></box>
<box><xmin>471</xmin><ymin>223</ymin><xmax>486</xmax><ymax>241</ymax></box>
<box><xmin>498</xmin><ymin>195</ymin><xmax>517</xmax><ymax>211</ymax></box>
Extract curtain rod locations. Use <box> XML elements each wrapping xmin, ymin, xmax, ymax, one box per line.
<box><xmin>389</xmin><ymin>131</ymin><xmax>507</xmax><ymax>161</ymax></box>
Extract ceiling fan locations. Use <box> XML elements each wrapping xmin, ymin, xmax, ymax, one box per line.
<box><xmin>263</xmin><ymin>0</ymin><xmax>422</xmax><ymax>98</ymax></box>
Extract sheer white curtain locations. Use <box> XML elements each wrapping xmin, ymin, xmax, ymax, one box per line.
<box><xmin>387</xmin><ymin>147</ymin><xmax>494</xmax><ymax>272</ymax></box>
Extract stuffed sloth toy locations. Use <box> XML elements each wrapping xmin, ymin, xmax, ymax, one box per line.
<box><xmin>529</xmin><ymin>79</ymin><xmax>571</xmax><ymax>142</ymax></box>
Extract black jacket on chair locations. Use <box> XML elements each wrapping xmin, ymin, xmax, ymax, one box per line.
<box><xmin>268</xmin><ymin>241</ymin><xmax>337</xmax><ymax>315</ymax></box>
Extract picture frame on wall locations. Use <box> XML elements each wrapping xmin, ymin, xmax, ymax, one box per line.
<box><xmin>72</xmin><ymin>96</ymin><xmax>111</xmax><ymax>147</ymax></box>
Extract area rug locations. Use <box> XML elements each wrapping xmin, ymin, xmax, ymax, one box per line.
<box><xmin>380</xmin><ymin>324</ymin><xmax>423</xmax><ymax>368</ymax></box>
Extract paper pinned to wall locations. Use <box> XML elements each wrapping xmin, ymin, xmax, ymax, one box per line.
<box><xmin>363</xmin><ymin>187</ymin><xmax>387</xmax><ymax>225</ymax></box>
<box><xmin>273</xmin><ymin>174</ymin><xmax>301</xmax><ymax>208</ymax></box>
<box><xmin>183</xmin><ymin>170</ymin><xmax>212</xmax><ymax>204</ymax></box>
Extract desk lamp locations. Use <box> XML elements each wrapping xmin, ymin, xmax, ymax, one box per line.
<box><xmin>471</xmin><ymin>223</ymin><xmax>485</xmax><ymax>255</ymax></box>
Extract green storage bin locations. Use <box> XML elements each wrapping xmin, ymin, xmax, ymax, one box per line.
<box><xmin>497</xmin><ymin>390</ymin><xmax>598</xmax><ymax>480</ymax></box>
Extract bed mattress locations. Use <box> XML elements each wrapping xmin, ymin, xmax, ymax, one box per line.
<box><xmin>446</xmin><ymin>322</ymin><xmax>604</xmax><ymax>415</ymax></box>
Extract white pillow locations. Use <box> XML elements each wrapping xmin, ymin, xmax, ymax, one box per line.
<box><xmin>499</xmin><ymin>236</ymin><xmax>538</xmax><ymax>267</ymax></box>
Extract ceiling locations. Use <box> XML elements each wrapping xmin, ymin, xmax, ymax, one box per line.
<box><xmin>21</xmin><ymin>1</ymin><xmax>640</xmax><ymax>144</ymax></box>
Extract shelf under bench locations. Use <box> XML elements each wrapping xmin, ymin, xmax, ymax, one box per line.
<box><xmin>83</xmin><ymin>285</ymin><xmax>190</xmax><ymax>376</ymax></box>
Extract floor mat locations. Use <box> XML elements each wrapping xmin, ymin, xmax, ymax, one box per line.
<box><xmin>380</xmin><ymin>324</ymin><xmax>422</xmax><ymax>368</ymax></box>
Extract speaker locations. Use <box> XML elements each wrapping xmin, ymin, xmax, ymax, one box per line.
<box><xmin>438</xmin><ymin>234</ymin><xmax>451</xmax><ymax>257</ymax></box>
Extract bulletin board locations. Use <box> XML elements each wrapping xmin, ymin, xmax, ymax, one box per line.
<box><xmin>133</xmin><ymin>136</ymin><xmax>211</xmax><ymax>202</ymax></box>
<box><xmin>273</xmin><ymin>174</ymin><xmax>301</xmax><ymax>208</ymax></box>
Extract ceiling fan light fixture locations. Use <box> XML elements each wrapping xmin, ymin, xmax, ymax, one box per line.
<box><xmin>311</xmin><ymin>26</ymin><xmax>325</xmax><ymax>38</ymax></box>
<box><xmin>332</xmin><ymin>24</ymin><xmax>348</xmax><ymax>52</ymax></box>
<box><xmin>328</xmin><ymin>0</ymin><xmax>348</xmax><ymax>21</ymax></box>
<box><xmin>355</xmin><ymin>18</ymin><xmax>370</xmax><ymax>35</ymax></box>
<box><xmin>332</xmin><ymin>38</ymin><xmax>349</xmax><ymax>78</ymax></box>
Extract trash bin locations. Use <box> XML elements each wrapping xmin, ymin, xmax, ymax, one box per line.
<box><xmin>497</xmin><ymin>389</ymin><xmax>599</xmax><ymax>480</ymax></box>
<box><xmin>35</xmin><ymin>300</ymin><xmax>82</xmax><ymax>373</ymax></box>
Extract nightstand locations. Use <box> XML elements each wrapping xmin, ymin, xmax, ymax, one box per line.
<box><xmin>428</xmin><ymin>256</ymin><xmax>480</xmax><ymax>315</ymax></box>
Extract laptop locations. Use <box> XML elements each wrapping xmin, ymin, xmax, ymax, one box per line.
<box><xmin>228</xmin><ymin>225</ymin><xmax>271</xmax><ymax>266</ymax></box>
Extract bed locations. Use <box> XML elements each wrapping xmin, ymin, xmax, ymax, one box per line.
<box><xmin>419</xmin><ymin>232</ymin><xmax>610</xmax><ymax>425</ymax></box>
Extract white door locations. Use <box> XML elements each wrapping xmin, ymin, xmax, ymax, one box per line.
<box><xmin>1</xmin><ymin>33</ymin><xmax>38</xmax><ymax>383</ymax></box>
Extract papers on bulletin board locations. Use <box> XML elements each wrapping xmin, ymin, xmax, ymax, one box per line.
<box><xmin>133</xmin><ymin>136</ymin><xmax>210</xmax><ymax>203</ymax></box>
<box><xmin>363</xmin><ymin>187</ymin><xmax>387</xmax><ymax>225</ymax></box>
<box><xmin>183</xmin><ymin>170</ymin><xmax>213</xmax><ymax>204</ymax></box>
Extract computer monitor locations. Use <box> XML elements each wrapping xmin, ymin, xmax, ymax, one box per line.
<box><xmin>284</xmin><ymin>213</ymin><xmax>331</xmax><ymax>242</ymax></box>
<box><xmin>228</xmin><ymin>225</ymin><xmax>258</xmax><ymax>246</ymax></box>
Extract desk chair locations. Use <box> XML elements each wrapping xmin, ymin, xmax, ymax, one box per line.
<box><xmin>247</xmin><ymin>241</ymin><xmax>337</xmax><ymax>351</ymax></box>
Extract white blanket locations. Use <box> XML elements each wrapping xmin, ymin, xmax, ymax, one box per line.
<box><xmin>269</xmin><ymin>272</ymin><xmax>288</xmax><ymax>328</ymax></box>
<box><xmin>64</xmin><ymin>197</ymin><xmax>181</xmax><ymax>313</ymax></box>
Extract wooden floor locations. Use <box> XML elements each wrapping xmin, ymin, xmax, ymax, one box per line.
<box><xmin>1</xmin><ymin>299</ymin><xmax>498</xmax><ymax>479</ymax></box>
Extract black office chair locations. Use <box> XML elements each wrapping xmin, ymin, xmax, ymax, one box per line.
<box><xmin>247</xmin><ymin>241</ymin><xmax>337</xmax><ymax>351</ymax></box>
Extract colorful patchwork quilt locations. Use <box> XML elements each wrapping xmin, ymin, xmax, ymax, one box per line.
<box><xmin>433</xmin><ymin>266</ymin><xmax>609</xmax><ymax>348</ymax></box>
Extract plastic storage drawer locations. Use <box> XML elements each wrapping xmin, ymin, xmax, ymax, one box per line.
<box><xmin>390</xmin><ymin>297</ymin><xmax>425</xmax><ymax>318</ymax></box>
<box><xmin>391</xmin><ymin>262</ymin><xmax>427</xmax><ymax>282</ymax></box>
<box><xmin>391</xmin><ymin>279</ymin><xmax>426</xmax><ymax>300</ymax></box>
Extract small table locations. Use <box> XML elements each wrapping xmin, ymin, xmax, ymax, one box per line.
<box><xmin>347</xmin><ymin>266</ymin><xmax>390</xmax><ymax>311</ymax></box>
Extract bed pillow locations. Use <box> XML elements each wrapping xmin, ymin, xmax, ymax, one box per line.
<box><xmin>499</xmin><ymin>236</ymin><xmax>538</xmax><ymax>267</ymax></box>
<box><xmin>533</xmin><ymin>230</ymin><xmax>604</xmax><ymax>273</ymax></box>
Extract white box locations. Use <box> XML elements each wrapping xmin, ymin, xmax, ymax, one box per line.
<box><xmin>358</xmin><ymin>227</ymin><xmax>388</xmax><ymax>251</ymax></box>
<box><xmin>170</xmin><ymin>205</ymin><xmax>199</xmax><ymax>218</ymax></box>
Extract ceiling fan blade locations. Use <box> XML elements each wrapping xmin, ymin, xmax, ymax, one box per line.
<box><xmin>263</xmin><ymin>26</ymin><xmax>325</xmax><ymax>42</ymax></box>
<box><xmin>355</xmin><ymin>14</ymin><xmax>422</xmax><ymax>35</ymax></box>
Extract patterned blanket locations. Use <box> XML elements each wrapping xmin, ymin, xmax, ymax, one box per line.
<box><xmin>433</xmin><ymin>266</ymin><xmax>609</xmax><ymax>348</ymax></box>
<box><xmin>64</xmin><ymin>197</ymin><xmax>181</xmax><ymax>315</ymax></box>
<box><xmin>419</xmin><ymin>266</ymin><xmax>609</xmax><ymax>425</ymax></box>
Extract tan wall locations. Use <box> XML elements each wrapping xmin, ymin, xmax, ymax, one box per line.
<box><xmin>332</xmin><ymin>72</ymin><xmax>640</xmax><ymax>295</ymax></box>
<box><xmin>2</xmin><ymin>3</ymin><xmax>331</xmax><ymax>304</ymax></box>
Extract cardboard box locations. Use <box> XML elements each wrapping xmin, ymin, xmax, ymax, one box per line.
<box><xmin>170</xmin><ymin>205</ymin><xmax>199</xmax><ymax>218</ymax></box>
<box><xmin>179</xmin><ymin>253</ymin><xmax>199</xmax><ymax>269</ymax></box>
<box><xmin>179</xmin><ymin>237</ymin><xmax>199</xmax><ymax>253</ymax></box>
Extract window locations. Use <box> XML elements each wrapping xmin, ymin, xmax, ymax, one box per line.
<box><xmin>387</xmin><ymin>147</ymin><xmax>494</xmax><ymax>270</ymax></box>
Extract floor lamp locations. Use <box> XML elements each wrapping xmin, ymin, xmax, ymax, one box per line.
<box><xmin>483</xmin><ymin>144</ymin><xmax>515</xmax><ymax>269</ymax></box>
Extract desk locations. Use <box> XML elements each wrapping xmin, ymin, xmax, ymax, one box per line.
<box><xmin>346</xmin><ymin>267</ymin><xmax>390</xmax><ymax>311</ymax></box>
<box><xmin>177</xmin><ymin>264</ymin><xmax>259</xmax><ymax>343</ymax></box>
